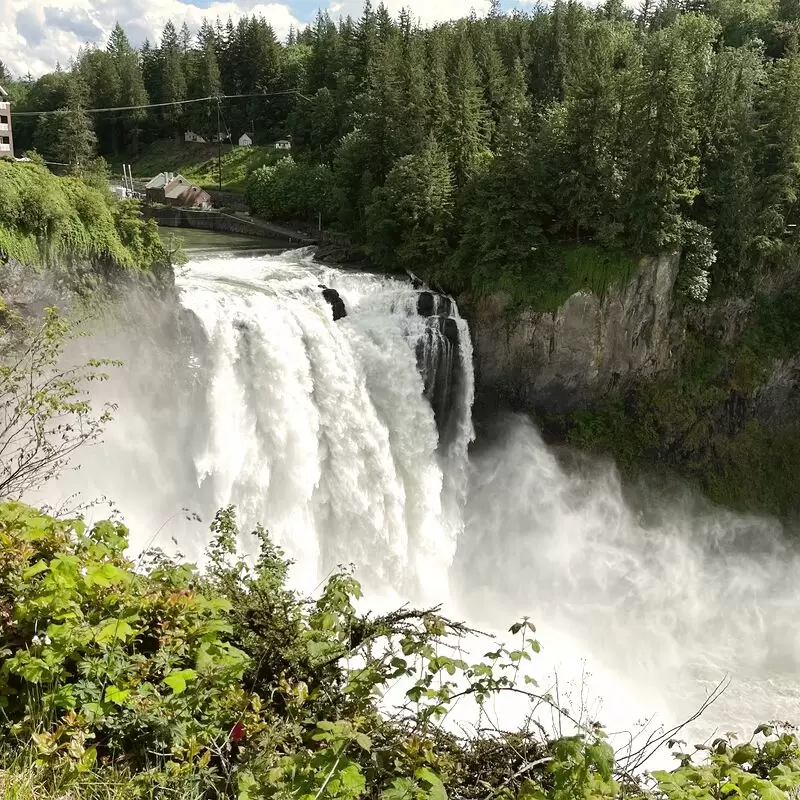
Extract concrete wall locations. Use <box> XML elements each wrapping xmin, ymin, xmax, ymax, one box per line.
<box><xmin>144</xmin><ymin>205</ymin><xmax>315</xmax><ymax>244</ymax></box>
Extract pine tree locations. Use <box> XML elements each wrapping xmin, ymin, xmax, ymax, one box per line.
<box><xmin>753</xmin><ymin>39</ymin><xmax>800</xmax><ymax>255</ymax></box>
<box><xmin>34</xmin><ymin>77</ymin><xmax>97</xmax><ymax>168</ymax></box>
<box><xmin>365</xmin><ymin>135</ymin><xmax>455</xmax><ymax>272</ymax></box>
<box><xmin>557</xmin><ymin>20</ymin><xmax>628</xmax><ymax>242</ymax></box>
<box><xmin>446</xmin><ymin>28</ymin><xmax>490</xmax><ymax>187</ymax></box>
<box><xmin>107</xmin><ymin>24</ymin><xmax>148</xmax><ymax>152</ymax></box>
<box><xmin>159</xmin><ymin>21</ymin><xmax>188</xmax><ymax>137</ymax></box>
<box><xmin>425</xmin><ymin>30</ymin><xmax>451</xmax><ymax>139</ymax></box>
<box><xmin>397</xmin><ymin>14</ymin><xmax>427</xmax><ymax>153</ymax></box>
<box><xmin>496</xmin><ymin>57</ymin><xmax>532</xmax><ymax>158</ymax></box>
<box><xmin>696</xmin><ymin>44</ymin><xmax>764</xmax><ymax>288</ymax></box>
<box><xmin>473</xmin><ymin>24</ymin><xmax>507</xmax><ymax>147</ymax></box>
<box><xmin>623</xmin><ymin>17</ymin><xmax>711</xmax><ymax>250</ymax></box>
<box><xmin>361</xmin><ymin>38</ymin><xmax>404</xmax><ymax>181</ymax></box>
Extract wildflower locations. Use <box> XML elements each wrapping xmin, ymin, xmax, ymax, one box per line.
<box><xmin>31</xmin><ymin>634</ymin><xmax>41</xmax><ymax>647</ymax></box>
<box><xmin>43</xmin><ymin>635</ymin><xmax>52</xmax><ymax>646</ymax></box>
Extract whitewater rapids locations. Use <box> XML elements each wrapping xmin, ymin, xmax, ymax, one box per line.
<box><xmin>46</xmin><ymin>248</ymin><xmax>800</xmax><ymax>757</ymax></box>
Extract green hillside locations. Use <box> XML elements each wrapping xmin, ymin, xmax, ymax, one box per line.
<box><xmin>110</xmin><ymin>140</ymin><xmax>282</xmax><ymax>192</ymax></box>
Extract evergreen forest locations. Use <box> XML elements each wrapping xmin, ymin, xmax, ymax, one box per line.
<box><xmin>4</xmin><ymin>0</ymin><xmax>800</xmax><ymax>296</ymax></box>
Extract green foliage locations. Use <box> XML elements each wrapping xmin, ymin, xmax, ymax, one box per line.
<box><xmin>454</xmin><ymin>244</ymin><xmax>639</xmax><ymax>313</ymax></box>
<box><xmin>365</xmin><ymin>137</ymin><xmax>455</xmax><ymax>273</ymax></box>
<box><xmin>246</xmin><ymin>156</ymin><xmax>335</xmax><ymax>224</ymax></box>
<box><xmin>0</xmin><ymin>161</ymin><xmax>168</xmax><ymax>278</ymax></box>
<box><xmin>0</xmin><ymin>502</ymin><xmax>249</xmax><ymax>772</ymax></box>
<box><xmin>2</xmin><ymin>501</ymin><xmax>800</xmax><ymax>799</ymax></box>
<box><xmin>10</xmin><ymin>1</ymin><xmax>800</xmax><ymax>306</ymax></box>
<box><xmin>0</xmin><ymin>308</ymin><xmax>117</xmax><ymax>500</ymax></box>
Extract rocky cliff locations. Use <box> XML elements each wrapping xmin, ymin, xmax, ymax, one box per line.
<box><xmin>460</xmin><ymin>253</ymin><xmax>681</xmax><ymax>412</ymax></box>
<box><xmin>457</xmin><ymin>253</ymin><xmax>800</xmax><ymax>518</ymax></box>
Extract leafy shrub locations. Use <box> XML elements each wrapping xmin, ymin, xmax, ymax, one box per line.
<box><xmin>0</xmin><ymin>161</ymin><xmax>169</xmax><ymax>278</ymax></box>
<box><xmin>2</xmin><ymin>501</ymin><xmax>800</xmax><ymax>799</ymax></box>
<box><xmin>246</xmin><ymin>156</ymin><xmax>335</xmax><ymax>225</ymax></box>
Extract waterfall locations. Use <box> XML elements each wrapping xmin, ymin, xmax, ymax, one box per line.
<box><xmin>44</xmin><ymin>247</ymin><xmax>800</xmax><ymax>756</ymax></box>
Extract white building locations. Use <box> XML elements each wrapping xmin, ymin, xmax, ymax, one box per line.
<box><xmin>0</xmin><ymin>85</ymin><xmax>13</xmax><ymax>155</ymax></box>
<box><xmin>274</xmin><ymin>139</ymin><xmax>292</xmax><ymax>151</ymax></box>
<box><xmin>184</xmin><ymin>131</ymin><xmax>207</xmax><ymax>143</ymax></box>
<box><xmin>238</xmin><ymin>133</ymin><xmax>253</xmax><ymax>147</ymax></box>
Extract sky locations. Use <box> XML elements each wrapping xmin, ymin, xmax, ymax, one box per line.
<box><xmin>1</xmin><ymin>0</ymin><xmax>500</xmax><ymax>79</ymax></box>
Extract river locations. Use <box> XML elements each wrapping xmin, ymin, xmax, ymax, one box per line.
<box><xmin>47</xmin><ymin>237</ymin><xmax>800</xmax><ymax>764</ymax></box>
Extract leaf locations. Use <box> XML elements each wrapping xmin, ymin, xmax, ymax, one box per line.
<box><xmin>337</xmin><ymin>762</ymin><xmax>365</xmax><ymax>796</ymax></box>
<box><xmin>95</xmin><ymin>619</ymin><xmax>134</xmax><ymax>644</ymax></box>
<box><xmin>86</xmin><ymin>562</ymin><xmax>131</xmax><ymax>587</ymax></box>
<box><xmin>382</xmin><ymin>778</ymin><xmax>420</xmax><ymax>800</ymax></box>
<box><xmin>237</xmin><ymin>770</ymin><xmax>258</xmax><ymax>800</ymax></box>
<box><xmin>163</xmin><ymin>668</ymin><xmax>197</xmax><ymax>694</ymax></box>
<box><xmin>22</xmin><ymin>559</ymin><xmax>49</xmax><ymax>580</ymax></box>
<box><xmin>415</xmin><ymin>767</ymin><xmax>447</xmax><ymax>800</ymax></box>
<box><xmin>355</xmin><ymin>732</ymin><xmax>371</xmax><ymax>752</ymax></box>
<box><xmin>104</xmin><ymin>685</ymin><xmax>130</xmax><ymax>706</ymax></box>
<box><xmin>77</xmin><ymin>746</ymin><xmax>97</xmax><ymax>773</ymax></box>
<box><xmin>82</xmin><ymin>702</ymin><xmax>106</xmax><ymax>721</ymax></box>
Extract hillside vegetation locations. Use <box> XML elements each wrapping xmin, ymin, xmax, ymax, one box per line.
<box><xmin>110</xmin><ymin>140</ymin><xmax>280</xmax><ymax>193</ymax></box>
<box><xmin>0</xmin><ymin>161</ymin><xmax>170</xmax><ymax>290</ymax></box>
<box><xmin>8</xmin><ymin>1</ymin><xmax>800</xmax><ymax>299</ymax></box>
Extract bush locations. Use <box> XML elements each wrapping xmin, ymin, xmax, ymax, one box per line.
<box><xmin>3</xmin><ymin>501</ymin><xmax>800</xmax><ymax>799</ymax></box>
<box><xmin>246</xmin><ymin>156</ymin><xmax>335</xmax><ymax>225</ymax></box>
<box><xmin>0</xmin><ymin>161</ymin><xmax>169</xmax><ymax>278</ymax></box>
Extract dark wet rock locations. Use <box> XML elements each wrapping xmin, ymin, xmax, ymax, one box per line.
<box><xmin>417</xmin><ymin>291</ymin><xmax>452</xmax><ymax>318</ymax></box>
<box><xmin>415</xmin><ymin>315</ymin><xmax>462</xmax><ymax>443</ymax></box>
<box><xmin>417</xmin><ymin>291</ymin><xmax>435</xmax><ymax>317</ymax></box>
<box><xmin>440</xmin><ymin>316</ymin><xmax>459</xmax><ymax>347</ymax></box>
<box><xmin>319</xmin><ymin>285</ymin><xmax>347</xmax><ymax>321</ymax></box>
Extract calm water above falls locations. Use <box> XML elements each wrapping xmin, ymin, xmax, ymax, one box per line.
<box><xmin>48</xmin><ymin>247</ymin><xmax>800</xmax><ymax>759</ymax></box>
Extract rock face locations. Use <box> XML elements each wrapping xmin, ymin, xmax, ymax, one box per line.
<box><xmin>319</xmin><ymin>285</ymin><xmax>347</xmax><ymax>321</ymax></box>
<box><xmin>755</xmin><ymin>356</ymin><xmax>800</xmax><ymax>432</ymax></box>
<box><xmin>414</xmin><ymin>290</ymin><xmax>462</xmax><ymax>443</ymax></box>
<box><xmin>460</xmin><ymin>253</ymin><xmax>681</xmax><ymax>412</ymax></box>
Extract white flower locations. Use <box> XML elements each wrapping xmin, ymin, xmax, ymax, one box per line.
<box><xmin>31</xmin><ymin>634</ymin><xmax>41</xmax><ymax>647</ymax></box>
<box><xmin>43</xmin><ymin>635</ymin><xmax>52</xmax><ymax>646</ymax></box>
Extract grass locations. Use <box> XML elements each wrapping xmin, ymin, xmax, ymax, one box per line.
<box><xmin>110</xmin><ymin>140</ymin><xmax>282</xmax><ymax>193</ymax></box>
<box><xmin>466</xmin><ymin>244</ymin><xmax>640</xmax><ymax>312</ymax></box>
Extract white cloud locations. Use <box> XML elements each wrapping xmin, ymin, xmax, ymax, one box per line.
<box><xmin>1</xmin><ymin>0</ymin><xmax>304</xmax><ymax>78</ymax></box>
<box><xmin>326</xmin><ymin>0</ymin><xmax>491</xmax><ymax>27</ymax></box>
<box><xmin>2</xmin><ymin>0</ymin><xmax>494</xmax><ymax>79</ymax></box>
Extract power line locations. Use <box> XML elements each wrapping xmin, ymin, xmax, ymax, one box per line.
<box><xmin>12</xmin><ymin>90</ymin><xmax>311</xmax><ymax>118</ymax></box>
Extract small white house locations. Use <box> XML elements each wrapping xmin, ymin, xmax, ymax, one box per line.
<box><xmin>238</xmin><ymin>133</ymin><xmax>253</xmax><ymax>148</ymax></box>
<box><xmin>184</xmin><ymin>131</ymin><xmax>207</xmax><ymax>143</ymax></box>
<box><xmin>274</xmin><ymin>139</ymin><xmax>292</xmax><ymax>151</ymax></box>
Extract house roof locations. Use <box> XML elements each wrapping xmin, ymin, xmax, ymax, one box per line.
<box><xmin>180</xmin><ymin>186</ymin><xmax>212</xmax><ymax>206</ymax></box>
<box><xmin>145</xmin><ymin>171</ymin><xmax>180</xmax><ymax>190</ymax></box>
<box><xmin>164</xmin><ymin>177</ymin><xmax>192</xmax><ymax>199</ymax></box>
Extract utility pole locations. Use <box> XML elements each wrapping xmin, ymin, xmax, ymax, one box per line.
<box><xmin>216</xmin><ymin>97</ymin><xmax>222</xmax><ymax>191</ymax></box>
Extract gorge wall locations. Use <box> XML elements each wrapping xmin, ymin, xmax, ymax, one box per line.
<box><xmin>457</xmin><ymin>253</ymin><xmax>800</xmax><ymax>519</ymax></box>
<box><xmin>460</xmin><ymin>253</ymin><xmax>681</xmax><ymax>413</ymax></box>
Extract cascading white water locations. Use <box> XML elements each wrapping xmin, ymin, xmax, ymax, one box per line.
<box><xmin>46</xmin><ymin>247</ymin><xmax>800</xmax><ymax>756</ymax></box>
